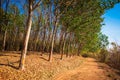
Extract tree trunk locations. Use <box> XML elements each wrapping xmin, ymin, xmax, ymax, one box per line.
<box><xmin>66</xmin><ymin>42</ymin><xmax>69</xmax><ymax>58</ymax></box>
<box><xmin>2</xmin><ymin>30</ymin><xmax>7</xmax><ymax>51</ymax></box>
<box><xmin>46</xmin><ymin>3</ymin><xmax>52</xmax><ymax>53</ymax></box>
<box><xmin>19</xmin><ymin>2</ymin><xmax>33</xmax><ymax>70</ymax></box>
<box><xmin>41</xmin><ymin>25</ymin><xmax>46</xmax><ymax>55</ymax></box>
<box><xmin>59</xmin><ymin>31</ymin><xmax>64</xmax><ymax>53</ymax></box>
<box><xmin>77</xmin><ymin>43</ymin><xmax>81</xmax><ymax>56</ymax></box>
<box><xmin>66</xmin><ymin>33</ymin><xmax>72</xmax><ymax>57</ymax></box>
<box><xmin>48</xmin><ymin>23</ymin><xmax>58</xmax><ymax>62</ymax></box>
<box><xmin>33</xmin><ymin>14</ymin><xmax>41</xmax><ymax>51</ymax></box>
<box><xmin>61</xmin><ymin>33</ymin><xmax>66</xmax><ymax>60</ymax></box>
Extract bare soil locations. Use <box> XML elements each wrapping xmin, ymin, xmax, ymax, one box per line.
<box><xmin>0</xmin><ymin>51</ymin><xmax>120</xmax><ymax>80</ymax></box>
<box><xmin>54</xmin><ymin>58</ymin><xmax>120</xmax><ymax>80</ymax></box>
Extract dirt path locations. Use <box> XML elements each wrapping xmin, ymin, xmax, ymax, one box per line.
<box><xmin>53</xmin><ymin>58</ymin><xmax>120</xmax><ymax>80</ymax></box>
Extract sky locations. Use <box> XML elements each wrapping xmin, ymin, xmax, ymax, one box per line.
<box><xmin>101</xmin><ymin>3</ymin><xmax>120</xmax><ymax>46</ymax></box>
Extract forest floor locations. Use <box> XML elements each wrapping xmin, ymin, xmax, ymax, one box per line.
<box><xmin>0</xmin><ymin>51</ymin><xmax>120</xmax><ymax>80</ymax></box>
<box><xmin>53</xmin><ymin>58</ymin><xmax>120</xmax><ymax>80</ymax></box>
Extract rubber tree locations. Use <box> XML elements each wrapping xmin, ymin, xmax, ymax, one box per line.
<box><xmin>19</xmin><ymin>0</ymin><xmax>41</xmax><ymax>70</ymax></box>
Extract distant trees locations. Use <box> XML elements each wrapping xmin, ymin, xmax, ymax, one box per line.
<box><xmin>98</xmin><ymin>33</ymin><xmax>109</xmax><ymax>49</ymax></box>
<box><xmin>1</xmin><ymin>0</ymin><xmax>10</xmax><ymax>51</ymax></box>
<box><xmin>0</xmin><ymin>0</ymin><xmax>25</xmax><ymax>51</ymax></box>
<box><xmin>109</xmin><ymin>42</ymin><xmax>120</xmax><ymax>70</ymax></box>
<box><xmin>0</xmin><ymin>0</ymin><xmax>120</xmax><ymax>70</ymax></box>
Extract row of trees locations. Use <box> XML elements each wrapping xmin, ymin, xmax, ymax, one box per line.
<box><xmin>0</xmin><ymin>0</ymin><xmax>119</xmax><ymax>70</ymax></box>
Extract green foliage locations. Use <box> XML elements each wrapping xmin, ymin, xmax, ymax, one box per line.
<box><xmin>98</xmin><ymin>49</ymin><xmax>109</xmax><ymax>62</ymax></box>
<box><xmin>59</xmin><ymin>0</ymin><xmax>108</xmax><ymax>54</ymax></box>
<box><xmin>98</xmin><ymin>32</ymin><xmax>109</xmax><ymax>49</ymax></box>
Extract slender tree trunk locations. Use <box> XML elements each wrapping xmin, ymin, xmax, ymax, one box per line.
<box><xmin>71</xmin><ymin>35</ymin><xmax>75</xmax><ymax>56</ymax></box>
<box><xmin>49</xmin><ymin>27</ymin><xmax>55</xmax><ymax>62</ymax></box>
<box><xmin>48</xmin><ymin>23</ymin><xmax>58</xmax><ymax>62</ymax></box>
<box><xmin>33</xmin><ymin>34</ymin><xmax>39</xmax><ymax>51</ymax></box>
<box><xmin>19</xmin><ymin>2</ymin><xmax>33</xmax><ymax>70</ymax></box>
<box><xmin>59</xmin><ymin>31</ymin><xmax>64</xmax><ymax>53</ymax></box>
<box><xmin>66</xmin><ymin>42</ymin><xmax>69</xmax><ymax>58</ymax></box>
<box><xmin>66</xmin><ymin>33</ymin><xmax>72</xmax><ymax>57</ymax></box>
<box><xmin>46</xmin><ymin>2</ymin><xmax>52</xmax><ymax>53</ymax></box>
<box><xmin>2</xmin><ymin>30</ymin><xmax>7</xmax><ymax>51</ymax></box>
<box><xmin>54</xmin><ymin>28</ymin><xmax>58</xmax><ymax>52</ymax></box>
<box><xmin>41</xmin><ymin>25</ymin><xmax>46</xmax><ymax>55</ymax></box>
<box><xmin>77</xmin><ymin>43</ymin><xmax>81</xmax><ymax>56</ymax></box>
<box><xmin>61</xmin><ymin>33</ymin><xmax>66</xmax><ymax>60</ymax></box>
<box><xmin>33</xmin><ymin>15</ymin><xmax>41</xmax><ymax>51</ymax></box>
<box><xmin>48</xmin><ymin>3</ymin><xmax>59</xmax><ymax>62</ymax></box>
<box><xmin>46</xmin><ymin>30</ymin><xmax>52</xmax><ymax>52</ymax></box>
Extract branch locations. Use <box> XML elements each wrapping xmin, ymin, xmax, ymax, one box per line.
<box><xmin>59</xmin><ymin>0</ymin><xmax>74</xmax><ymax>16</ymax></box>
<box><xmin>32</xmin><ymin>0</ymin><xmax>41</xmax><ymax>11</ymax></box>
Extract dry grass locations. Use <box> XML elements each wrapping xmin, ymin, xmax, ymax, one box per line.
<box><xmin>0</xmin><ymin>52</ymin><xmax>83</xmax><ymax>80</ymax></box>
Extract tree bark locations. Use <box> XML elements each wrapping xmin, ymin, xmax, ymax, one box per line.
<box><xmin>19</xmin><ymin>1</ymin><xmax>33</xmax><ymax>70</ymax></box>
<box><xmin>61</xmin><ymin>33</ymin><xmax>66</xmax><ymax>60</ymax></box>
<box><xmin>33</xmin><ymin>14</ymin><xmax>41</xmax><ymax>51</ymax></box>
<box><xmin>48</xmin><ymin>22</ymin><xmax>58</xmax><ymax>62</ymax></box>
<box><xmin>41</xmin><ymin>25</ymin><xmax>46</xmax><ymax>55</ymax></box>
<box><xmin>77</xmin><ymin>43</ymin><xmax>81</xmax><ymax>56</ymax></box>
<box><xmin>2</xmin><ymin>30</ymin><xmax>7</xmax><ymax>51</ymax></box>
<box><xmin>66</xmin><ymin>33</ymin><xmax>72</xmax><ymax>57</ymax></box>
<box><xmin>59</xmin><ymin>31</ymin><xmax>64</xmax><ymax>55</ymax></box>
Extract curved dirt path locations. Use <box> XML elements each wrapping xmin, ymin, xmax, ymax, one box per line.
<box><xmin>53</xmin><ymin>58</ymin><xmax>120</xmax><ymax>80</ymax></box>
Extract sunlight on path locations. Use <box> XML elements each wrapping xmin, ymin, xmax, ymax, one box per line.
<box><xmin>54</xmin><ymin>58</ymin><xmax>120</xmax><ymax>80</ymax></box>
